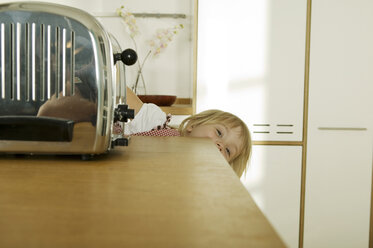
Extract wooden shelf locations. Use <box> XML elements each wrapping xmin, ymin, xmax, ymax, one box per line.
<box><xmin>160</xmin><ymin>98</ymin><xmax>193</xmax><ymax>115</ymax></box>
<box><xmin>160</xmin><ymin>104</ymin><xmax>193</xmax><ymax>115</ymax></box>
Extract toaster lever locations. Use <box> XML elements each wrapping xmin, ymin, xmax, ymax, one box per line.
<box><xmin>114</xmin><ymin>49</ymin><xmax>138</xmax><ymax>65</ymax></box>
<box><xmin>111</xmin><ymin>138</ymin><xmax>129</xmax><ymax>147</ymax></box>
<box><xmin>114</xmin><ymin>104</ymin><xmax>135</xmax><ymax>123</ymax></box>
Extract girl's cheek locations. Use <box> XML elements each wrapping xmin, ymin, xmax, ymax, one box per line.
<box><xmin>209</xmin><ymin>130</ymin><xmax>217</xmax><ymax>139</ymax></box>
<box><xmin>219</xmin><ymin>150</ymin><xmax>228</xmax><ymax>161</ymax></box>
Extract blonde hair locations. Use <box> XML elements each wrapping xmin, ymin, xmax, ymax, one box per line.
<box><xmin>178</xmin><ymin>110</ymin><xmax>252</xmax><ymax>177</ymax></box>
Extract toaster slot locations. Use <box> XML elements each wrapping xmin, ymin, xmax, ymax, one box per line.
<box><xmin>0</xmin><ymin>116</ymin><xmax>74</xmax><ymax>142</ymax></box>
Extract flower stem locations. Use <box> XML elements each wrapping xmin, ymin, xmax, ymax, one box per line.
<box><xmin>135</xmin><ymin>50</ymin><xmax>151</xmax><ymax>95</ymax></box>
<box><xmin>129</xmin><ymin>36</ymin><xmax>152</xmax><ymax>95</ymax></box>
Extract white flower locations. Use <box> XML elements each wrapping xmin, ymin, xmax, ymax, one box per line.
<box><xmin>116</xmin><ymin>4</ymin><xmax>184</xmax><ymax>94</ymax></box>
<box><xmin>148</xmin><ymin>24</ymin><xmax>184</xmax><ymax>56</ymax></box>
<box><xmin>116</xmin><ymin>6</ymin><xmax>139</xmax><ymax>38</ymax></box>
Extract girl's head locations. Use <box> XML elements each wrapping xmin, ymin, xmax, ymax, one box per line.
<box><xmin>178</xmin><ymin>110</ymin><xmax>252</xmax><ymax>177</ymax></box>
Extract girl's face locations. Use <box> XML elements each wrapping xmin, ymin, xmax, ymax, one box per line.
<box><xmin>186</xmin><ymin>123</ymin><xmax>243</xmax><ymax>163</ymax></box>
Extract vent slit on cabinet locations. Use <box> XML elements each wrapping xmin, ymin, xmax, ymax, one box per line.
<box><xmin>253</xmin><ymin>131</ymin><xmax>270</xmax><ymax>134</ymax></box>
<box><xmin>277</xmin><ymin>124</ymin><xmax>293</xmax><ymax>127</ymax></box>
<box><xmin>318</xmin><ymin>127</ymin><xmax>367</xmax><ymax>131</ymax></box>
<box><xmin>253</xmin><ymin>124</ymin><xmax>270</xmax><ymax>126</ymax></box>
<box><xmin>276</xmin><ymin>132</ymin><xmax>293</xmax><ymax>134</ymax></box>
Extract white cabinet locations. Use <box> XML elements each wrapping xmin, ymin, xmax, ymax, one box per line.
<box><xmin>304</xmin><ymin>0</ymin><xmax>373</xmax><ymax>247</ymax></box>
<box><xmin>307</xmin><ymin>0</ymin><xmax>373</xmax><ymax>128</ymax></box>
<box><xmin>242</xmin><ymin>146</ymin><xmax>302</xmax><ymax>248</ymax></box>
<box><xmin>304</xmin><ymin>131</ymin><xmax>372</xmax><ymax>248</ymax></box>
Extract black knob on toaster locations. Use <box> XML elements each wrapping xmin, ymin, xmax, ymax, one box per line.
<box><xmin>114</xmin><ymin>104</ymin><xmax>135</xmax><ymax>122</ymax></box>
<box><xmin>114</xmin><ymin>49</ymin><xmax>137</xmax><ymax>65</ymax></box>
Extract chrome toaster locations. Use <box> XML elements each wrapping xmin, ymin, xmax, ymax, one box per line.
<box><xmin>0</xmin><ymin>2</ymin><xmax>137</xmax><ymax>158</ymax></box>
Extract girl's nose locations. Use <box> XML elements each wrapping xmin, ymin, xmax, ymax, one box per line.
<box><xmin>215</xmin><ymin>141</ymin><xmax>224</xmax><ymax>152</ymax></box>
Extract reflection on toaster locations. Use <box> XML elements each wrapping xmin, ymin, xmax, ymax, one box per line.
<box><xmin>0</xmin><ymin>2</ymin><xmax>136</xmax><ymax>158</ymax></box>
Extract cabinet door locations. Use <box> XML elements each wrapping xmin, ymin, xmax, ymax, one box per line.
<box><xmin>305</xmin><ymin>0</ymin><xmax>373</xmax><ymax>247</ymax></box>
<box><xmin>242</xmin><ymin>146</ymin><xmax>302</xmax><ymax>248</ymax></box>
<box><xmin>307</xmin><ymin>0</ymin><xmax>373</xmax><ymax>128</ymax></box>
<box><xmin>304</xmin><ymin>131</ymin><xmax>372</xmax><ymax>248</ymax></box>
<box><xmin>197</xmin><ymin>0</ymin><xmax>307</xmax><ymax>141</ymax></box>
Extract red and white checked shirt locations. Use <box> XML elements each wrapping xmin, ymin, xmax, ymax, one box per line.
<box><xmin>113</xmin><ymin>113</ymin><xmax>180</xmax><ymax>137</ymax></box>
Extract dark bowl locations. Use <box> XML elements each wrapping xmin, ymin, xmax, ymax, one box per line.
<box><xmin>137</xmin><ymin>95</ymin><xmax>177</xmax><ymax>106</ymax></box>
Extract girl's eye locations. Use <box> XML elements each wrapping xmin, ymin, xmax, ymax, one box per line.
<box><xmin>216</xmin><ymin>129</ymin><xmax>222</xmax><ymax>137</ymax></box>
<box><xmin>226</xmin><ymin>148</ymin><xmax>231</xmax><ymax>157</ymax></box>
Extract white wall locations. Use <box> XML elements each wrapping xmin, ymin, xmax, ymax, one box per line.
<box><xmin>96</xmin><ymin>0</ymin><xmax>195</xmax><ymax>98</ymax></box>
<box><xmin>0</xmin><ymin>0</ymin><xmax>195</xmax><ymax>98</ymax></box>
<box><xmin>197</xmin><ymin>0</ymin><xmax>307</xmax><ymax>142</ymax></box>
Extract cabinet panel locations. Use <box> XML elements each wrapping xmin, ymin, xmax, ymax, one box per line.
<box><xmin>197</xmin><ymin>0</ymin><xmax>307</xmax><ymax>141</ymax></box>
<box><xmin>242</xmin><ymin>146</ymin><xmax>302</xmax><ymax>248</ymax></box>
<box><xmin>304</xmin><ymin>131</ymin><xmax>372</xmax><ymax>248</ymax></box>
<box><xmin>305</xmin><ymin>1</ymin><xmax>373</xmax><ymax>247</ymax></box>
<box><xmin>308</xmin><ymin>0</ymin><xmax>373</xmax><ymax>128</ymax></box>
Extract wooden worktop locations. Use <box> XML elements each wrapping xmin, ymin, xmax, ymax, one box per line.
<box><xmin>0</xmin><ymin>136</ymin><xmax>285</xmax><ymax>248</ymax></box>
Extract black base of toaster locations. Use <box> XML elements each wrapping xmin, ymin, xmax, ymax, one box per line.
<box><xmin>0</xmin><ymin>116</ymin><xmax>74</xmax><ymax>142</ymax></box>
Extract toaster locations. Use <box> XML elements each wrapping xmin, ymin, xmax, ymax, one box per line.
<box><xmin>0</xmin><ymin>2</ymin><xmax>137</xmax><ymax>158</ymax></box>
